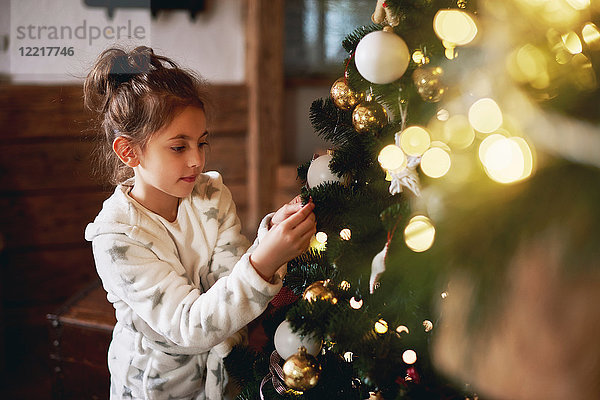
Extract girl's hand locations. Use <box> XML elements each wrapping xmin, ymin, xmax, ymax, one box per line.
<box><xmin>251</xmin><ymin>201</ymin><xmax>316</xmax><ymax>281</ymax></box>
<box><xmin>270</xmin><ymin>195</ymin><xmax>303</xmax><ymax>228</ymax></box>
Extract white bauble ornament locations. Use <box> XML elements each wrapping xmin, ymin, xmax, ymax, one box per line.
<box><xmin>274</xmin><ymin>320</ymin><xmax>322</xmax><ymax>360</ymax></box>
<box><xmin>354</xmin><ymin>30</ymin><xmax>410</xmax><ymax>84</ymax></box>
<box><xmin>307</xmin><ymin>154</ymin><xmax>341</xmax><ymax>188</ymax></box>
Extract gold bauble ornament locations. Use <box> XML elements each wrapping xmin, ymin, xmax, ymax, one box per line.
<box><xmin>330</xmin><ymin>78</ymin><xmax>364</xmax><ymax>110</ymax></box>
<box><xmin>352</xmin><ymin>101</ymin><xmax>388</xmax><ymax>133</ymax></box>
<box><xmin>282</xmin><ymin>346</ymin><xmax>322</xmax><ymax>391</ymax></box>
<box><xmin>303</xmin><ymin>280</ymin><xmax>338</xmax><ymax>304</ymax></box>
<box><xmin>412</xmin><ymin>66</ymin><xmax>446</xmax><ymax>103</ymax></box>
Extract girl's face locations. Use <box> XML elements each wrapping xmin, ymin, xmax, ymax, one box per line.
<box><xmin>131</xmin><ymin>106</ymin><xmax>208</xmax><ymax>214</ymax></box>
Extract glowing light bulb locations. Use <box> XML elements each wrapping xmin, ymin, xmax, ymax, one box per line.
<box><xmin>378</xmin><ymin>144</ymin><xmax>407</xmax><ymax>171</ymax></box>
<box><xmin>437</xmin><ymin>108</ymin><xmax>450</xmax><ymax>121</ymax></box>
<box><xmin>374</xmin><ymin>319</ymin><xmax>388</xmax><ymax>334</ymax></box>
<box><xmin>433</xmin><ymin>10</ymin><xmax>478</xmax><ymax>46</ymax></box>
<box><xmin>423</xmin><ymin>320</ymin><xmax>434</xmax><ymax>332</ymax></box>
<box><xmin>468</xmin><ymin>98</ymin><xmax>503</xmax><ymax>134</ymax></box>
<box><xmin>402</xmin><ymin>350</ymin><xmax>417</xmax><ymax>364</ymax></box>
<box><xmin>396</xmin><ymin>325</ymin><xmax>410</xmax><ymax>335</ymax></box>
<box><xmin>420</xmin><ymin>147</ymin><xmax>451</xmax><ymax>178</ymax></box>
<box><xmin>310</xmin><ymin>235</ymin><xmax>327</xmax><ymax>251</ymax></box>
<box><xmin>441</xmin><ymin>291</ymin><xmax>448</xmax><ymax>299</ymax></box>
<box><xmin>400</xmin><ymin>126</ymin><xmax>431</xmax><ymax>156</ymax></box>
<box><xmin>404</xmin><ymin>215</ymin><xmax>436</xmax><ymax>252</ymax></box>
<box><xmin>340</xmin><ymin>228</ymin><xmax>352</xmax><ymax>241</ymax></box>
<box><xmin>315</xmin><ymin>231</ymin><xmax>328</xmax><ymax>244</ymax></box>
<box><xmin>344</xmin><ymin>352</ymin><xmax>354</xmax><ymax>362</ymax></box>
<box><xmin>350</xmin><ymin>297</ymin><xmax>363</xmax><ymax>309</ymax></box>
<box><xmin>412</xmin><ymin>50</ymin><xmax>429</xmax><ymax>64</ymax></box>
<box><xmin>339</xmin><ymin>280</ymin><xmax>351</xmax><ymax>290</ymax></box>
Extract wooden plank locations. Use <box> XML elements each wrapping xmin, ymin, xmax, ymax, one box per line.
<box><xmin>0</xmin><ymin>134</ymin><xmax>246</xmax><ymax>193</ymax></box>
<box><xmin>0</xmin><ymin>191</ymin><xmax>109</xmax><ymax>249</ymax></box>
<box><xmin>246</xmin><ymin>0</ymin><xmax>284</xmax><ymax>229</ymax></box>
<box><xmin>0</xmin><ymin>84</ymin><xmax>248</xmax><ymax>139</ymax></box>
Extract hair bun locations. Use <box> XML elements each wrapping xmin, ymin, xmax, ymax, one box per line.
<box><xmin>109</xmin><ymin>47</ymin><xmax>153</xmax><ymax>86</ymax></box>
<box><xmin>84</xmin><ymin>47</ymin><xmax>155</xmax><ymax>113</ymax></box>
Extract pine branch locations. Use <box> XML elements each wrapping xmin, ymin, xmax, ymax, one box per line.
<box><xmin>309</xmin><ymin>98</ymin><xmax>359</xmax><ymax>147</ymax></box>
<box><xmin>341</xmin><ymin>25</ymin><xmax>381</xmax><ymax>54</ymax></box>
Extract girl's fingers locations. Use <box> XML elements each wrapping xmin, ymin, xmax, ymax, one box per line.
<box><xmin>281</xmin><ymin>202</ymin><xmax>315</xmax><ymax>229</ymax></box>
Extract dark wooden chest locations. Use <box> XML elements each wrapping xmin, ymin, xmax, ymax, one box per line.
<box><xmin>47</xmin><ymin>280</ymin><xmax>115</xmax><ymax>400</ymax></box>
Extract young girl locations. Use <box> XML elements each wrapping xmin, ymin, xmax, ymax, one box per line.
<box><xmin>84</xmin><ymin>46</ymin><xmax>316</xmax><ymax>400</ymax></box>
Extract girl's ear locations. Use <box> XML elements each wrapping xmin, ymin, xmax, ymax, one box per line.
<box><xmin>113</xmin><ymin>136</ymin><xmax>140</xmax><ymax>167</ymax></box>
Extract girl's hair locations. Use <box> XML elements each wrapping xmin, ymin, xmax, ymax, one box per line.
<box><xmin>83</xmin><ymin>46</ymin><xmax>210</xmax><ymax>185</ymax></box>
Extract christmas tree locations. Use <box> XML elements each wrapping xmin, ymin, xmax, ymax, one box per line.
<box><xmin>226</xmin><ymin>0</ymin><xmax>600</xmax><ymax>399</ymax></box>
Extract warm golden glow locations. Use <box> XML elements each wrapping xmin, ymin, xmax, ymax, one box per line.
<box><xmin>402</xmin><ymin>350</ymin><xmax>417</xmax><ymax>365</ymax></box>
<box><xmin>315</xmin><ymin>231</ymin><xmax>328</xmax><ymax>244</ymax></box>
<box><xmin>468</xmin><ymin>98</ymin><xmax>503</xmax><ymax>134</ymax></box>
<box><xmin>404</xmin><ymin>215</ymin><xmax>436</xmax><ymax>252</ymax></box>
<box><xmin>378</xmin><ymin>144</ymin><xmax>407</xmax><ymax>171</ymax></box>
<box><xmin>400</xmin><ymin>126</ymin><xmax>431</xmax><ymax>156</ymax></box>
<box><xmin>566</xmin><ymin>0</ymin><xmax>590</xmax><ymax>10</ymax></box>
<box><xmin>420</xmin><ymin>147</ymin><xmax>451</xmax><ymax>178</ymax></box>
<box><xmin>572</xmin><ymin>53</ymin><xmax>597</xmax><ymax>90</ymax></box>
<box><xmin>396</xmin><ymin>325</ymin><xmax>410</xmax><ymax>335</ymax></box>
<box><xmin>507</xmin><ymin>44</ymin><xmax>550</xmax><ymax>89</ymax></box>
<box><xmin>350</xmin><ymin>297</ymin><xmax>363</xmax><ymax>309</ymax></box>
<box><xmin>582</xmin><ymin>23</ymin><xmax>600</xmax><ymax>50</ymax></box>
<box><xmin>444</xmin><ymin>114</ymin><xmax>475</xmax><ymax>149</ymax></box>
<box><xmin>339</xmin><ymin>228</ymin><xmax>352</xmax><ymax>241</ymax></box>
<box><xmin>434</xmin><ymin>10</ymin><xmax>478</xmax><ymax>46</ymax></box>
<box><xmin>374</xmin><ymin>319</ymin><xmax>389</xmax><ymax>334</ymax></box>
<box><xmin>562</xmin><ymin>31</ymin><xmax>583</xmax><ymax>54</ymax></box>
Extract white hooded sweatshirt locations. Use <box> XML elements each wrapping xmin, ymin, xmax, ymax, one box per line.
<box><xmin>85</xmin><ymin>171</ymin><xmax>284</xmax><ymax>400</ymax></box>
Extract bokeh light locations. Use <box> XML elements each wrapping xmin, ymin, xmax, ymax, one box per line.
<box><xmin>340</xmin><ymin>228</ymin><xmax>352</xmax><ymax>241</ymax></box>
<box><xmin>479</xmin><ymin>134</ymin><xmax>534</xmax><ymax>184</ymax></box>
<box><xmin>402</xmin><ymin>350</ymin><xmax>418</xmax><ymax>364</ymax></box>
<box><xmin>433</xmin><ymin>10</ymin><xmax>478</xmax><ymax>46</ymax></box>
<box><xmin>444</xmin><ymin>114</ymin><xmax>475</xmax><ymax>149</ymax></box>
<box><xmin>420</xmin><ymin>147</ymin><xmax>451</xmax><ymax>178</ymax></box>
<box><xmin>375</xmin><ymin>319</ymin><xmax>389</xmax><ymax>334</ymax></box>
<box><xmin>315</xmin><ymin>231</ymin><xmax>328</xmax><ymax>244</ymax></box>
<box><xmin>396</xmin><ymin>325</ymin><xmax>410</xmax><ymax>335</ymax></box>
<box><xmin>468</xmin><ymin>98</ymin><xmax>503</xmax><ymax>134</ymax></box>
<box><xmin>350</xmin><ymin>297</ymin><xmax>363</xmax><ymax>309</ymax></box>
<box><xmin>404</xmin><ymin>215</ymin><xmax>436</xmax><ymax>252</ymax></box>
<box><xmin>562</xmin><ymin>31</ymin><xmax>583</xmax><ymax>54</ymax></box>
<box><xmin>378</xmin><ymin>144</ymin><xmax>407</xmax><ymax>171</ymax></box>
<box><xmin>423</xmin><ymin>320</ymin><xmax>434</xmax><ymax>332</ymax></box>
<box><xmin>400</xmin><ymin>126</ymin><xmax>431</xmax><ymax>156</ymax></box>
<box><xmin>582</xmin><ymin>23</ymin><xmax>600</xmax><ymax>50</ymax></box>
